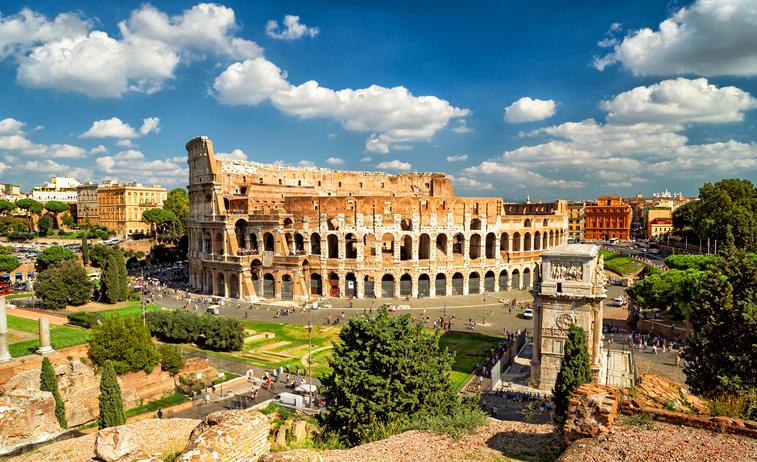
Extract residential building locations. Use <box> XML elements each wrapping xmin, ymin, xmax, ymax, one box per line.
<box><xmin>186</xmin><ymin>136</ymin><xmax>569</xmax><ymax>301</ymax></box>
<box><xmin>648</xmin><ymin>218</ymin><xmax>673</xmax><ymax>240</ymax></box>
<box><xmin>97</xmin><ymin>181</ymin><xmax>167</xmax><ymax>237</ymax></box>
<box><xmin>0</xmin><ymin>183</ymin><xmax>23</xmax><ymax>201</ymax></box>
<box><xmin>31</xmin><ymin>176</ymin><xmax>79</xmax><ymax>203</ymax></box>
<box><xmin>583</xmin><ymin>195</ymin><xmax>632</xmax><ymax>241</ymax></box>
<box><xmin>76</xmin><ymin>183</ymin><xmax>100</xmax><ymax>225</ymax></box>
<box><xmin>567</xmin><ymin>201</ymin><xmax>586</xmax><ymax>242</ymax></box>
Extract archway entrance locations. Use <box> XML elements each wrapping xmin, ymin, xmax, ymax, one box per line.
<box><xmin>484</xmin><ymin>270</ymin><xmax>495</xmax><ymax>292</ymax></box>
<box><xmin>281</xmin><ymin>275</ymin><xmax>293</xmax><ymax>299</ymax></box>
<box><xmin>399</xmin><ymin>274</ymin><xmax>412</xmax><ymax>297</ymax></box>
<box><xmin>435</xmin><ymin>273</ymin><xmax>446</xmax><ymax>296</ymax></box>
<box><xmin>364</xmin><ymin>276</ymin><xmax>375</xmax><ymax>298</ymax></box>
<box><xmin>381</xmin><ymin>274</ymin><xmax>395</xmax><ymax>298</ymax></box>
<box><xmin>469</xmin><ymin>272</ymin><xmax>480</xmax><ymax>294</ymax></box>
<box><xmin>263</xmin><ymin>273</ymin><xmax>275</xmax><ymax>298</ymax></box>
<box><xmin>310</xmin><ymin>273</ymin><xmax>322</xmax><ymax>295</ymax></box>
<box><xmin>418</xmin><ymin>274</ymin><xmax>430</xmax><ymax>297</ymax></box>
<box><xmin>498</xmin><ymin>270</ymin><xmax>509</xmax><ymax>291</ymax></box>
<box><xmin>452</xmin><ymin>272</ymin><xmax>464</xmax><ymax>295</ymax></box>
<box><xmin>328</xmin><ymin>272</ymin><xmax>339</xmax><ymax>297</ymax></box>
<box><xmin>345</xmin><ymin>273</ymin><xmax>357</xmax><ymax>297</ymax></box>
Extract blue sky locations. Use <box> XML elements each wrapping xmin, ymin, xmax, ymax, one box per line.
<box><xmin>1</xmin><ymin>0</ymin><xmax>757</xmax><ymax>200</ymax></box>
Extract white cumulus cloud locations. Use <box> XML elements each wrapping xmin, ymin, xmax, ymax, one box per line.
<box><xmin>0</xmin><ymin>117</ymin><xmax>24</xmax><ymax>135</ymax></box>
<box><xmin>325</xmin><ymin>157</ymin><xmax>344</xmax><ymax>165</ymax></box>
<box><xmin>602</xmin><ymin>78</ymin><xmax>757</xmax><ymax>125</ymax></box>
<box><xmin>89</xmin><ymin>144</ymin><xmax>108</xmax><ymax>154</ymax></box>
<box><xmin>80</xmin><ymin>116</ymin><xmax>160</xmax><ymax>139</ymax></box>
<box><xmin>376</xmin><ymin>160</ymin><xmax>412</xmax><ymax>171</ymax></box>
<box><xmin>449</xmin><ymin>176</ymin><xmax>493</xmax><ymax>190</ymax></box>
<box><xmin>446</xmin><ymin>154</ymin><xmax>468</xmax><ymax>162</ymax></box>
<box><xmin>212</xmin><ymin>57</ymin><xmax>469</xmax><ymax>153</ymax></box>
<box><xmin>266</xmin><ymin>15</ymin><xmax>319</xmax><ymax>41</ymax></box>
<box><xmin>2</xmin><ymin>4</ymin><xmax>263</xmax><ymax>98</ymax></box>
<box><xmin>504</xmin><ymin>97</ymin><xmax>556</xmax><ymax>123</ymax></box>
<box><xmin>595</xmin><ymin>0</ymin><xmax>757</xmax><ymax>76</ymax></box>
<box><xmin>216</xmin><ymin>148</ymin><xmax>248</xmax><ymax>161</ymax></box>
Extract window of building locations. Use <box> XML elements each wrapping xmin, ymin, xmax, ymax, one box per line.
<box><xmin>278</xmin><ymin>179</ymin><xmax>282</xmax><ymax>185</ymax></box>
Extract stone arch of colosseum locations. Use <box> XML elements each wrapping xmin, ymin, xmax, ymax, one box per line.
<box><xmin>185</xmin><ymin>136</ymin><xmax>569</xmax><ymax>301</ymax></box>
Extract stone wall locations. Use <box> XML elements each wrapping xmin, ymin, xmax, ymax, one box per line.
<box><xmin>177</xmin><ymin>409</ymin><xmax>271</xmax><ymax>462</ymax></box>
<box><xmin>1</xmin><ymin>356</ymin><xmax>212</xmax><ymax>427</ymax></box>
<box><xmin>0</xmin><ymin>389</ymin><xmax>63</xmax><ymax>455</ymax></box>
<box><xmin>563</xmin><ymin>383</ymin><xmax>620</xmax><ymax>443</ymax></box>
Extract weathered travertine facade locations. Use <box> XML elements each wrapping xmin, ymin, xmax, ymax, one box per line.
<box><xmin>531</xmin><ymin>244</ymin><xmax>606</xmax><ymax>391</ymax></box>
<box><xmin>186</xmin><ymin>136</ymin><xmax>569</xmax><ymax>301</ymax></box>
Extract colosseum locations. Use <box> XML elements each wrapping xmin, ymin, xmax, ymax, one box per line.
<box><xmin>186</xmin><ymin>136</ymin><xmax>569</xmax><ymax>301</ymax></box>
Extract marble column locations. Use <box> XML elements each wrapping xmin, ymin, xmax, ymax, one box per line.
<box><xmin>37</xmin><ymin>317</ymin><xmax>55</xmax><ymax>355</ymax></box>
<box><xmin>0</xmin><ymin>297</ymin><xmax>12</xmax><ymax>362</ymax></box>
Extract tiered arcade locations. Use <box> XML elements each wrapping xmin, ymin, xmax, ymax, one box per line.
<box><xmin>186</xmin><ymin>136</ymin><xmax>569</xmax><ymax>301</ymax></box>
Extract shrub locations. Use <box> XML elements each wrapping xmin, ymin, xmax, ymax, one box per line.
<box><xmin>67</xmin><ymin>311</ymin><xmax>101</xmax><ymax>328</ymax></box>
<box><xmin>36</xmin><ymin>245</ymin><xmax>77</xmax><ymax>271</ymax></box>
<box><xmin>88</xmin><ymin>315</ymin><xmax>160</xmax><ymax>375</ymax></box>
<box><xmin>158</xmin><ymin>344</ymin><xmax>186</xmax><ymax>376</ymax></box>
<box><xmin>146</xmin><ymin>310</ymin><xmax>243</xmax><ymax>352</ymax></box>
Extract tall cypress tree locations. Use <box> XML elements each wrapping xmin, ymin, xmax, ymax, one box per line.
<box><xmin>115</xmin><ymin>250</ymin><xmax>129</xmax><ymax>301</ymax></box>
<box><xmin>552</xmin><ymin>325</ymin><xmax>592</xmax><ymax>425</ymax></box>
<box><xmin>98</xmin><ymin>360</ymin><xmax>125</xmax><ymax>429</ymax></box>
<box><xmin>40</xmin><ymin>357</ymin><xmax>67</xmax><ymax>429</ymax></box>
<box><xmin>81</xmin><ymin>235</ymin><xmax>89</xmax><ymax>266</ymax></box>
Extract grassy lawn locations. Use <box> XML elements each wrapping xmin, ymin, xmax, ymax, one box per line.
<box><xmin>9</xmin><ymin>323</ymin><xmax>91</xmax><ymax>357</ymax></box>
<box><xmin>212</xmin><ymin>371</ymin><xmax>241</xmax><ymax>385</ymax></box>
<box><xmin>600</xmin><ymin>249</ymin><xmax>646</xmax><ymax>276</ymax></box>
<box><xmin>5</xmin><ymin>292</ymin><xmax>32</xmax><ymax>300</ymax></box>
<box><xmin>125</xmin><ymin>391</ymin><xmax>189</xmax><ymax>418</ymax></box>
<box><xmin>235</xmin><ymin>320</ymin><xmax>341</xmax><ymax>376</ymax></box>
<box><xmin>7</xmin><ymin>314</ymin><xmax>39</xmax><ymax>333</ymax></box>
<box><xmin>96</xmin><ymin>301</ymin><xmax>161</xmax><ymax>318</ymax></box>
<box><xmin>439</xmin><ymin>330</ymin><xmax>504</xmax><ymax>391</ymax></box>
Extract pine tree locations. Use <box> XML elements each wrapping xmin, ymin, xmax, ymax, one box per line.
<box><xmin>81</xmin><ymin>235</ymin><xmax>89</xmax><ymax>266</ymax></box>
<box><xmin>98</xmin><ymin>361</ymin><xmax>125</xmax><ymax>429</ymax></box>
<box><xmin>100</xmin><ymin>252</ymin><xmax>128</xmax><ymax>303</ymax></box>
<box><xmin>552</xmin><ymin>325</ymin><xmax>592</xmax><ymax>425</ymax></box>
<box><xmin>40</xmin><ymin>357</ymin><xmax>67</xmax><ymax>428</ymax></box>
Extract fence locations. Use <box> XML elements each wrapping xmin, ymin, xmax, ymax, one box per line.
<box><xmin>490</xmin><ymin>329</ymin><xmax>528</xmax><ymax>390</ymax></box>
<box><xmin>181</xmin><ymin>347</ymin><xmax>252</xmax><ymax>376</ymax></box>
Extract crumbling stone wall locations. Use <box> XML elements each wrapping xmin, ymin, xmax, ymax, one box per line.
<box><xmin>177</xmin><ymin>409</ymin><xmax>271</xmax><ymax>462</ymax></box>
<box><xmin>0</xmin><ymin>389</ymin><xmax>63</xmax><ymax>455</ymax></box>
<box><xmin>563</xmin><ymin>383</ymin><xmax>620</xmax><ymax>443</ymax></box>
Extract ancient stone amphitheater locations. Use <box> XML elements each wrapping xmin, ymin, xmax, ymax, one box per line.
<box><xmin>186</xmin><ymin>136</ymin><xmax>569</xmax><ymax>301</ymax></box>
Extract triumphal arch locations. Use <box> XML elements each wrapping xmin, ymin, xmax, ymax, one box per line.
<box><xmin>531</xmin><ymin>244</ymin><xmax>607</xmax><ymax>390</ymax></box>
<box><xmin>186</xmin><ymin>136</ymin><xmax>569</xmax><ymax>301</ymax></box>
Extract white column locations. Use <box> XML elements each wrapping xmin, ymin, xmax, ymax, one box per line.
<box><xmin>37</xmin><ymin>317</ymin><xmax>54</xmax><ymax>355</ymax></box>
<box><xmin>0</xmin><ymin>298</ymin><xmax>11</xmax><ymax>362</ymax></box>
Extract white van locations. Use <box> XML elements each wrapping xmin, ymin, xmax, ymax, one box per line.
<box><xmin>206</xmin><ymin>305</ymin><xmax>221</xmax><ymax>315</ymax></box>
<box><xmin>612</xmin><ymin>297</ymin><xmax>625</xmax><ymax>307</ymax></box>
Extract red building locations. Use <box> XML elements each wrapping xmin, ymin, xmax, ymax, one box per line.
<box><xmin>584</xmin><ymin>196</ymin><xmax>632</xmax><ymax>241</ymax></box>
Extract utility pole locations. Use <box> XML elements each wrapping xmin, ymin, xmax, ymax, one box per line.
<box><xmin>141</xmin><ymin>267</ymin><xmax>146</xmax><ymax>325</ymax></box>
<box><xmin>307</xmin><ymin>305</ymin><xmax>313</xmax><ymax>408</ymax></box>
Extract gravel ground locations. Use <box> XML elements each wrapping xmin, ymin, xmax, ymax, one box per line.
<box><xmin>559</xmin><ymin>421</ymin><xmax>757</xmax><ymax>462</ymax></box>
<box><xmin>8</xmin><ymin>418</ymin><xmax>201</xmax><ymax>462</ymax></box>
<box><xmin>322</xmin><ymin>418</ymin><xmax>560</xmax><ymax>462</ymax></box>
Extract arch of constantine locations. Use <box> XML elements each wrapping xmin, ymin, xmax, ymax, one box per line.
<box><xmin>186</xmin><ymin>136</ymin><xmax>569</xmax><ymax>301</ymax></box>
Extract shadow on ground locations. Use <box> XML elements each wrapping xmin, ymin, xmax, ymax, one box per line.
<box><xmin>485</xmin><ymin>428</ymin><xmax>563</xmax><ymax>462</ymax></box>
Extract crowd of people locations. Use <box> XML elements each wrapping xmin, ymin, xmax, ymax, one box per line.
<box><xmin>476</xmin><ymin>329</ymin><xmax>527</xmax><ymax>379</ymax></box>
<box><xmin>627</xmin><ymin>331</ymin><xmax>683</xmax><ymax>355</ymax></box>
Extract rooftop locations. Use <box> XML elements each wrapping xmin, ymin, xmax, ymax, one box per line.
<box><xmin>541</xmin><ymin>243</ymin><xmax>598</xmax><ymax>258</ymax></box>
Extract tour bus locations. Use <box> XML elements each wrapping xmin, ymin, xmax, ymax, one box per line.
<box><xmin>609</xmin><ymin>237</ymin><xmax>620</xmax><ymax>245</ymax></box>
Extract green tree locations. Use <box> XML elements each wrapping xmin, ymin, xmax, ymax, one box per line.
<box><xmin>163</xmin><ymin>188</ymin><xmax>189</xmax><ymax>231</ymax></box>
<box><xmin>36</xmin><ymin>245</ymin><xmax>77</xmax><ymax>271</ymax></box>
<box><xmin>682</xmin><ymin>245</ymin><xmax>757</xmax><ymax>418</ymax></box>
<box><xmin>15</xmin><ymin>198</ymin><xmax>44</xmax><ymax>216</ymax></box>
<box><xmin>689</xmin><ymin>179</ymin><xmax>757</xmax><ymax>252</ymax></box>
<box><xmin>0</xmin><ymin>252</ymin><xmax>20</xmax><ymax>273</ymax></box>
<box><xmin>90</xmin><ymin>244</ymin><xmax>116</xmax><ymax>268</ymax></box>
<box><xmin>61</xmin><ymin>213</ymin><xmax>75</xmax><ymax>228</ymax></box>
<box><xmin>321</xmin><ymin>308</ymin><xmax>466</xmax><ymax>444</ymax></box>
<box><xmin>0</xmin><ymin>199</ymin><xmax>15</xmax><ymax>216</ymax></box>
<box><xmin>44</xmin><ymin>201</ymin><xmax>70</xmax><ymax>228</ymax></box>
<box><xmin>34</xmin><ymin>261</ymin><xmax>93</xmax><ymax>309</ymax></box>
<box><xmin>98</xmin><ymin>361</ymin><xmax>125</xmax><ymax>429</ymax></box>
<box><xmin>142</xmin><ymin>208</ymin><xmax>178</xmax><ymax>242</ymax></box>
<box><xmin>553</xmin><ymin>325</ymin><xmax>592</xmax><ymax>426</ymax></box>
<box><xmin>81</xmin><ymin>236</ymin><xmax>89</xmax><ymax>266</ymax></box>
<box><xmin>37</xmin><ymin>214</ymin><xmax>54</xmax><ymax>236</ymax></box>
<box><xmin>158</xmin><ymin>344</ymin><xmax>186</xmax><ymax>376</ymax></box>
<box><xmin>99</xmin><ymin>251</ymin><xmax>128</xmax><ymax>303</ymax></box>
<box><xmin>88</xmin><ymin>315</ymin><xmax>160</xmax><ymax>375</ymax></box>
<box><xmin>40</xmin><ymin>357</ymin><xmax>67</xmax><ymax>429</ymax></box>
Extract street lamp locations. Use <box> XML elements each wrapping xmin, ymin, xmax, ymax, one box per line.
<box><xmin>482</xmin><ymin>290</ymin><xmax>487</xmax><ymax>326</ymax></box>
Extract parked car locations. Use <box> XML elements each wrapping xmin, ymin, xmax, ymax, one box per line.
<box><xmin>612</xmin><ymin>296</ymin><xmax>625</xmax><ymax>307</ymax></box>
<box><xmin>206</xmin><ymin>305</ymin><xmax>221</xmax><ymax>315</ymax></box>
<box><xmin>522</xmin><ymin>308</ymin><xmax>533</xmax><ymax>319</ymax></box>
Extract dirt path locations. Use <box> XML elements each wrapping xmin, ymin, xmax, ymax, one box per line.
<box><xmin>7</xmin><ymin>307</ymin><xmax>68</xmax><ymax>325</ymax></box>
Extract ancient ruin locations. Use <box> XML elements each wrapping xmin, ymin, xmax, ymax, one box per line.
<box><xmin>531</xmin><ymin>244</ymin><xmax>607</xmax><ymax>390</ymax></box>
<box><xmin>186</xmin><ymin>136</ymin><xmax>569</xmax><ymax>301</ymax></box>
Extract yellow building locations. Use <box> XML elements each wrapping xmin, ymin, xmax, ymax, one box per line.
<box><xmin>567</xmin><ymin>201</ymin><xmax>586</xmax><ymax>241</ymax></box>
<box><xmin>97</xmin><ymin>182</ymin><xmax>167</xmax><ymax>236</ymax></box>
